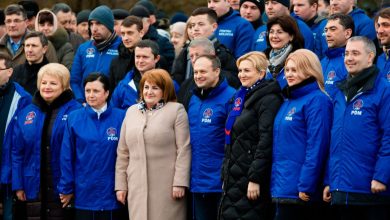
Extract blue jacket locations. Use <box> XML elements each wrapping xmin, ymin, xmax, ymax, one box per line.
<box><xmin>216</xmin><ymin>9</ymin><xmax>254</xmax><ymax>59</ymax></box>
<box><xmin>321</xmin><ymin>47</ymin><xmax>348</xmax><ymax>99</ymax></box>
<box><xmin>377</xmin><ymin>53</ymin><xmax>390</xmax><ymax>83</ymax></box>
<box><xmin>252</xmin><ymin>25</ymin><xmax>267</xmax><ymax>52</ymax></box>
<box><xmin>70</xmin><ymin>37</ymin><xmax>122</xmax><ymax>102</ymax></box>
<box><xmin>188</xmin><ymin>79</ymin><xmax>235</xmax><ymax>193</ymax></box>
<box><xmin>311</xmin><ymin>17</ymin><xmax>328</xmax><ymax>60</ymax></box>
<box><xmin>11</xmin><ymin>98</ymin><xmax>80</xmax><ymax>200</ymax></box>
<box><xmin>272</xmin><ymin>81</ymin><xmax>332</xmax><ymax>199</ymax></box>
<box><xmin>1</xmin><ymin>82</ymin><xmax>31</xmax><ymax>184</ymax></box>
<box><xmin>110</xmin><ymin>70</ymin><xmax>139</xmax><ymax>110</ymax></box>
<box><xmin>58</xmin><ymin>105</ymin><xmax>125</xmax><ymax>211</ymax></box>
<box><xmin>328</xmin><ymin>70</ymin><xmax>390</xmax><ymax>195</ymax></box>
<box><xmin>293</xmin><ymin>15</ymin><xmax>315</xmax><ymax>52</ymax></box>
<box><xmin>349</xmin><ymin>8</ymin><xmax>376</xmax><ymax>40</ymax></box>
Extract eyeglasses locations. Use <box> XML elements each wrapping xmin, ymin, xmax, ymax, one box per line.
<box><xmin>4</xmin><ymin>19</ymin><xmax>26</xmax><ymax>24</ymax></box>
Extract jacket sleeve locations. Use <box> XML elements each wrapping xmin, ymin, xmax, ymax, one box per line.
<box><xmin>160</xmin><ymin>37</ymin><xmax>175</xmax><ymax>72</ymax></box>
<box><xmin>70</xmin><ymin>46</ymin><xmax>85</xmax><ymax>102</ymax></box>
<box><xmin>115</xmin><ymin>113</ymin><xmax>130</xmax><ymax>191</ymax></box>
<box><xmin>248</xmin><ymin>94</ymin><xmax>282</xmax><ymax>183</ymax></box>
<box><xmin>298</xmin><ymin>95</ymin><xmax>332</xmax><ymax>193</ymax></box>
<box><xmin>233</xmin><ymin>21</ymin><xmax>254</xmax><ymax>59</ymax></box>
<box><xmin>60</xmin><ymin>44</ymin><xmax>74</xmax><ymax>71</ymax></box>
<box><xmin>171</xmin><ymin>48</ymin><xmax>187</xmax><ymax>85</ymax></box>
<box><xmin>173</xmin><ymin>105</ymin><xmax>191</xmax><ymax>187</ymax></box>
<box><xmin>373</xmin><ymin>86</ymin><xmax>390</xmax><ymax>185</ymax></box>
<box><xmin>46</xmin><ymin>41</ymin><xmax>59</xmax><ymax>63</ymax></box>
<box><xmin>11</xmin><ymin>117</ymin><xmax>25</xmax><ymax>191</ymax></box>
<box><xmin>110</xmin><ymin>86</ymin><xmax>122</xmax><ymax>109</ymax></box>
<box><xmin>57</xmin><ymin>119</ymin><xmax>75</xmax><ymax>195</ymax></box>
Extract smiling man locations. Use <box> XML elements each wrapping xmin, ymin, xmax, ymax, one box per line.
<box><xmin>376</xmin><ymin>8</ymin><xmax>390</xmax><ymax>82</ymax></box>
<box><xmin>70</xmin><ymin>5</ymin><xmax>121</xmax><ymax>102</ymax></box>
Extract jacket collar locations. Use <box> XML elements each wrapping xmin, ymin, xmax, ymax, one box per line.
<box><xmin>245</xmin><ymin>79</ymin><xmax>281</xmax><ymax>107</ymax></box>
<box><xmin>85</xmin><ymin>103</ymin><xmax>113</xmax><ymax>120</ymax></box>
<box><xmin>32</xmin><ymin>89</ymin><xmax>74</xmax><ymax>112</ymax></box>
<box><xmin>282</xmin><ymin>77</ymin><xmax>318</xmax><ymax>99</ymax></box>
<box><xmin>218</xmin><ymin>8</ymin><xmax>234</xmax><ymax>23</ymax></box>
<box><xmin>193</xmin><ymin>76</ymin><xmax>228</xmax><ymax>100</ymax></box>
<box><xmin>325</xmin><ymin>47</ymin><xmax>345</xmax><ymax>58</ymax></box>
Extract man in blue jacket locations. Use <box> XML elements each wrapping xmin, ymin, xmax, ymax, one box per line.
<box><xmin>376</xmin><ymin>8</ymin><xmax>390</xmax><ymax>82</ymax></box>
<box><xmin>70</xmin><ymin>5</ymin><xmax>121</xmax><ymax>102</ymax></box>
<box><xmin>252</xmin><ymin>0</ymin><xmax>315</xmax><ymax>52</ymax></box>
<box><xmin>321</xmin><ymin>13</ymin><xmax>353</xmax><ymax>98</ymax></box>
<box><xmin>208</xmin><ymin>0</ymin><xmax>254</xmax><ymax>58</ymax></box>
<box><xmin>0</xmin><ymin>52</ymin><xmax>31</xmax><ymax>220</ymax></box>
<box><xmin>323</xmin><ymin>36</ymin><xmax>390</xmax><ymax>219</ymax></box>
<box><xmin>188</xmin><ymin>54</ymin><xmax>235</xmax><ymax>220</ymax></box>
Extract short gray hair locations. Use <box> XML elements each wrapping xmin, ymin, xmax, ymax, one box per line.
<box><xmin>188</xmin><ymin>38</ymin><xmax>215</xmax><ymax>55</ymax></box>
<box><xmin>347</xmin><ymin>36</ymin><xmax>376</xmax><ymax>57</ymax></box>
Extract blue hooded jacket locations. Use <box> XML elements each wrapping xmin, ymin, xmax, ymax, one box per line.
<box><xmin>188</xmin><ymin>79</ymin><xmax>235</xmax><ymax>193</ymax></box>
<box><xmin>349</xmin><ymin>8</ymin><xmax>376</xmax><ymax>40</ymax></box>
<box><xmin>377</xmin><ymin>53</ymin><xmax>390</xmax><ymax>83</ymax></box>
<box><xmin>272</xmin><ymin>80</ymin><xmax>332</xmax><ymax>200</ymax></box>
<box><xmin>321</xmin><ymin>47</ymin><xmax>348</xmax><ymax>99</ymax></box>
<box><xmin>1</xmin><ymin>82</ymin><xmax>31</xmax><ymax>184</ymax></box>
<box><xmin>58</xmin><ymin>105</ymin><xmax>125</xmax><ymax>211</ymax></box>
<box><xmin>216</xmin><ymin>9</ymin><xmax>254</xmax><ymax>59</ymax></box>
<box><xmin>11</xmin><ymin>97</ymin><xmax>80</xmax><ymax>200</ymax></box>
<box><xmin>328</xmin><ymin>70</ymin><xmax>390</xmax><ymax>196</ymax></box>
<box><xmin>70</xmin><ymin>37</ymin><xmax>122</xmax><ymax>102</ymax></box>
<box><xmin>110</xmin><ymin>70</ymin><xmax>139</xmax><ymax>110</ymax></box>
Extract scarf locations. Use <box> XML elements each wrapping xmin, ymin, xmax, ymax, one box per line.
<box><xmin>269</xmin><ymin>44</ymin><xmax>292</xmax><ymax>77</ymax></box>
<box><xmin>94</xmin><ymin>32</ymin><xmax>117</xmax><ymax>52</ymax></box>
<box><xmin>225</xmin><ymin>79</ymin><xmax>263</xmax><ymax>145</ymax></box>
<box><xmin>137</xmin><ymin>100</ymin><xmax>165</xmax><ymax>113</ymax></box>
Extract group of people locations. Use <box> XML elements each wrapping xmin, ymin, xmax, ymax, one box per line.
<box><xmin>0</xmin><ymin>0</ymin><xmax>389</xmax><ymax>220</ymax></box>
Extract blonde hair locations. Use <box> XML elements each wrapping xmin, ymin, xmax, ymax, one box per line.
<box><xmin>285</xmin><ymin>49</ymin><xmax>325</xmax><ymax>92</ymax></box>
<box><xmin>37</xmin><ymin>63</ymin><xmax>70</xmax><ymax>90</ymax></box>
<box><xmin>236</xmin><ymin>51</ymin><xmax>269</xmax><ymax>72</ymax></box>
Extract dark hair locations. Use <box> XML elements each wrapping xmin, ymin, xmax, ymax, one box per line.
<box><xmin>266</xmin><ymin>15</ymin><xmax>304</xmax><ymax>53</ymax></box>
<box><xmin>377</xmin><ymin>7</ymin><xmax>390</xmax><ymax>20</ymax></box>
<box><xmin>25</xmin><ymin>31</ymin><xmax>48</xmax><ymax>46</ymax></box>
<box><xmin>327</xmin><ymin>13</ymin><xmax>354</xmax><ymax>35</ymax></box>
<box><xmin>38</xmin><ymin>11</ymin><xmax>54</xmax><ymax>25</ymax></box>
<box><xmin>135</xmin><ymin>40</ymin><xmax>159</xmax><ymax>57</ymax></box>
<box><xmin>83</xmin><ymin>72</ymin><xmax>110</xmax><ymax>92</ymax></box>
<box><xmin>194</xmin><ymin>54</ymin><xmax>221</xmax><ymax>70</ymax></box>
<box><xmin>52</xmin><ymin>3</ymin><xmax>71</xmax><ymax>15</ymax></box>
<box><xmin>191</xmin><ymin>7</ymin><xmax>218</xmax><ymax>24</ymax></box>
<box><xmin>4</xmin><ymin>4</ymin><xmax>27</xmax><ymax>19</ymax></box>
<box><xmin>121</xmin><ymin>15</ymin><xmax>143</xmax><ymax>31</ymax></box>
<box><xmin>0</xmin><ymin>52</ymin><xmax>12</xmax><ymax>68</ymax></box>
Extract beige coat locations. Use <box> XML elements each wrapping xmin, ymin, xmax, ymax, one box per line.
<box><xmin>115</xmin><ymin>102</ymin><xmax>191</xmax><ymax>220</ymax></box>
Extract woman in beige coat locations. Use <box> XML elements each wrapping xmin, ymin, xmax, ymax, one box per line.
<box><xmin>115</xmin><ymin>69</ymin><xmax>191</xmax><ymax>220</ymax></box>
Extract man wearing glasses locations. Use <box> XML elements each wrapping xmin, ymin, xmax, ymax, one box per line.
<box><xmin>0</xmin><ymin>4</ymin><xmax>57</xmax><ymax>67</ymax></box>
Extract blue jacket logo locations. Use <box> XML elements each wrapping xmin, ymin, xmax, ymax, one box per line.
<box><xmin>202</xmin><ymin>108</ymin><xmax>213</xmax><ymax>123</ymax></box>
<box><xmin>233</xmin><ymin>97</ymin><xmax>242</xmax><ymax>111</ymax></box>
<box><xmin>285</xmin><ymin>107</ymin><xmax>296</xmax><ymax>121</ymax></box>
<box><xmin>24</xmin><ymin>111</ymin><xmax>36</xmax><ymax>125</ymax></box>
<box><xmin>325</xmin><ymin>71</ymin><xmax>336</xmax><ymax>85</ymax></box>
<box><xmin>106</xmin><ymin>127</ymin><xmax>118</xmax><ymax>141</ymax></box>
<box><xmin>256</xmin><ymin>31</ymin><xmax>266</xmax><ymax>42</ymax></box>
<box><xmin>351</xmin><ymin>99</ymin><xmax>363</xmax><ymax>116</ymax></box>
<box><xmin>86</xmin><ymin>48</ymin><xmax>95</xmax><ymax>58</ymax></box>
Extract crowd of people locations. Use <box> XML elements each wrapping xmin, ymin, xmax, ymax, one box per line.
<box><xmin>0</xmin><ymin>0</ymin><xmax>389</xmax><ymax>220</ymax></box>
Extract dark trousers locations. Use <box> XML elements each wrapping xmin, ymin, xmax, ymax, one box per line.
<box><xmin>332</xmin><ymin>205</ymin><xmax>389</xmax><ymax>220</ymax></box>
<box><xmin>193</xmin><ymin>192</ymin><xmax>222</xmax><ymax>220</ymax></box>
<box><xmin>75</xmin><ymin>208</ymin><xmax>128</xmax><ymax>220</ymax></box>
<box><xmin>274</xmin><ymin>203</ymin><xmax>320</xmax><ymax>220</ymax></box>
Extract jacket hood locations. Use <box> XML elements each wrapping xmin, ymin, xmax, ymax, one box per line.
<box><xmin>48</xmin><ymin>27</ymin><xmax>69</xmax><ymax>50</ymax></box>
<box><xmin>35</xmin><ymin>9</ymin><xmax>58</xmax><ymax>36</ymax></box>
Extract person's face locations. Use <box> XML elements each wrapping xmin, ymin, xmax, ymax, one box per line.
<box><xmin>293</xmin><ymin>0</ymin><xmax>317</xmax><ymax>21</ymax></box>
<box><xmin>121</xmin><ymin>25</ymin><xmax>144</xmax><ymax>50</ymax></box>
<box><xmin>269</xmin><ymin>24</ymin><xmax>292</xmax><ymax>49</ymax></box>
<box><xmin>85</xmin><ymin>80</ymin><xmax>109</xmax><ymax>109</ymax></box>
<box><xmin>208</xmin><ymin>0</ymin><xmax>231</xmax><ymax>18</ymax></box>
<box><xmin>69</xmin><ymin>13</ymin><xmax>77</xmax><ymax>32</ymax></box>
<box><xmin>0</xmin><ymin>59</ymin><xmax>12</xmax><ymax>86</ymax></box>
<box><xmin>5</xmin><ymin>14</ymin><xmax>27</xmax><ymax>40</ymax></box>
<box><xmin>142</xmin><ymin>80</ymin><xmax>163</xmax><ymax>108</ymax></box>
<box><xmin>189</xmin><ymin>46</ymin><xmax>209</xmax><ymax>65</ymax></box>
<box><xmin>141</xmin><ymin>17</ymin><xmax>151</xmax><ymax>34</ymax></box>
<box><xmin>193</xmin><ymin>57</ymin><xmax>220</xmax><ymax>89</ymax></box>
<box><xmin>240</xmin><ymin>1</ymin><xmax>261</xmax><ymax>22</ymax></box>
<box><xmin>38</xmin><ymin>21</ymin><xmax>54</xmax><ymax>36</ymax></box>
<box><xmin>170</xmin><ymin>31</ymin><xmax>185</xmax><ymax>49</ymax></box>
<box><xmin>90</xmin><ymin>20</ymin><xmax>112</xmax><ymax>42</ymax></box>
<box><xmin>39</xmin><ymin>74</ymin><xmax>64</xmax><ymax>104</ymax></box>
<box><xmin>317</xmin><ymin>0</ymin><xmax>329</xmax><ymax>17</ymax></box>
<box><xmin>56</xmin><ymin>11</ymin><xmax>72</xmax><ymax>31</ymax></box>
<box><xmin>114</xmin><ymin>19</ymin><xmax>124</xmax><ymax>36</ymax></box>
<box><xmin>24</xmin><ymin>37</ymin><xmax>48</xmax><ymax>65</ymax></box>
<box><xmin>344</xmin><ymin>40</ymin><xmax>375</xmax><ymax>76</ymax></box>
<box><xmin>265</xmin><ymin>1</ymin><xmax>288</xmax><ymax>19</ymax></box>
<box><xmin>190</xmin><ymin>14</ymin><xmax>217</xmax><ymax>39</ymax></box>
<box><xmin>377</xmin><ymin>16</ymin><xmax>390</xmax><ymax>47</ymax></box>
<box><xmin>77</xmin><ymin>22</ymin><xmax>90</xmax><ymax>40</ymax></box>
<box><xmin>324</xmin><ymin>19</ymin><xmax>351</xmax><ymax>48</ymax></box>
<box><xmin>238</xmin><ymin>60</ymin><xmax>263</xmax><ymax>87</ymax></box>
<box><xmin>135</xmin><ymin>47</ymin><xmax>159</xmax><ymax>74</ymax></box>
<box><xmin>284</xmin><ymin>59</ymin><xmax>310</xmax><ymax>86</ymax></box>
<box><xmin>186</xmin><ymin>17</ymin><xmax>195</xmax><ymax>40</ymax></box>
<box><xmin>228</xmin><ymin>0</ymin><xmax>240</xmax><ymax>10</ymax></box>
<box><xmin>330</xmin><ymin>0</ymin><xmax>353</xmax><ymax>15</ymax></box>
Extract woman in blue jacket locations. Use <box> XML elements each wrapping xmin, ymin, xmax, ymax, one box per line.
<box><xmin>271</xmin><ymin>49</ymin><xmax>332</xmax><ymax>220</ymax></box>
<box><xmin>12</xmin><ymin>63</ymin><xmax>81</xmax><ymax>220</ymax></box>
<box><xmin>58</xmin><ymin>73</ymin><xmax>126</xmax><ymax>220</ymax></box>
